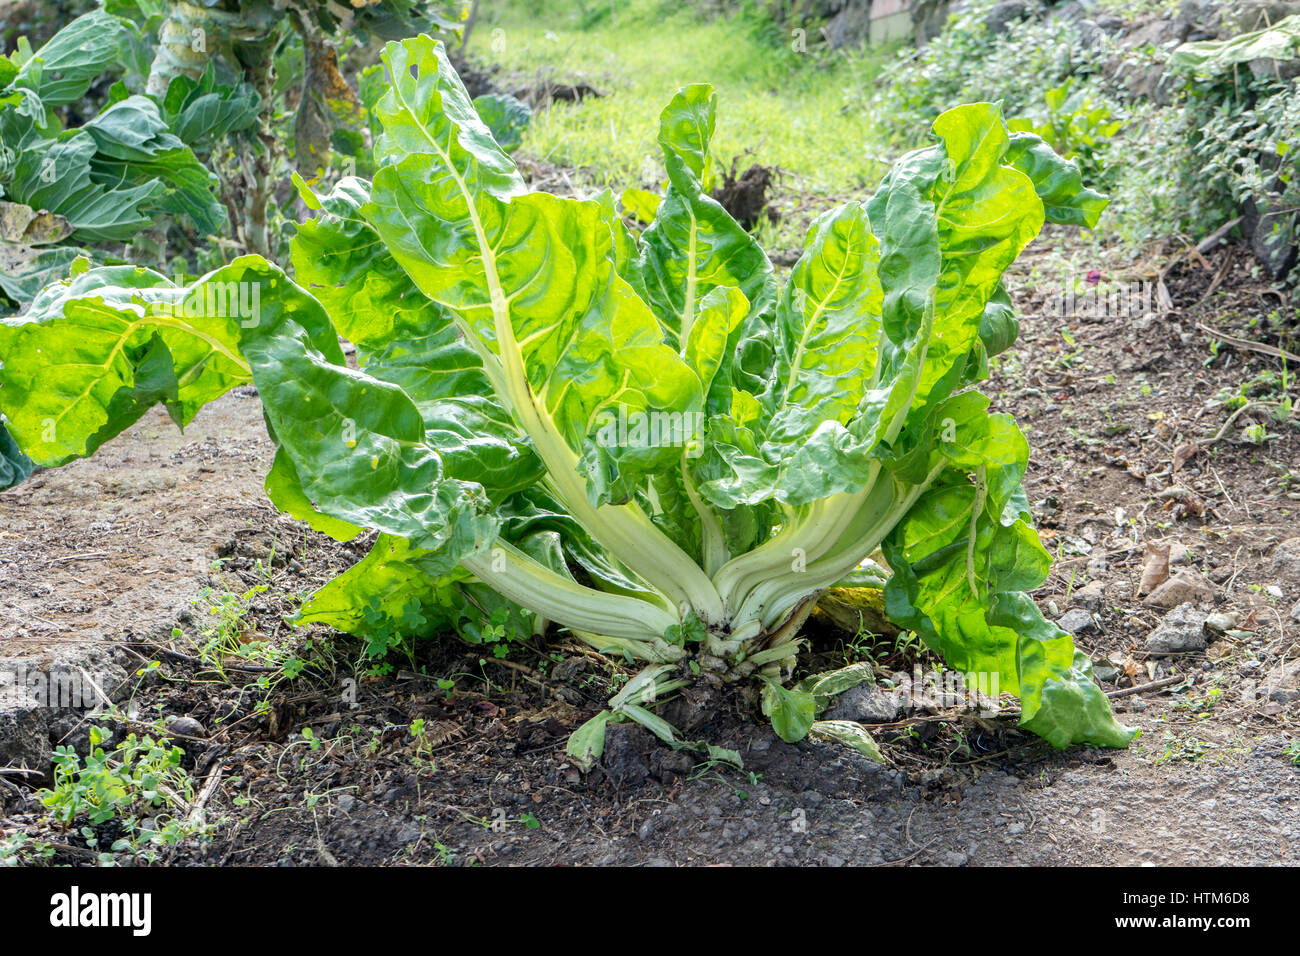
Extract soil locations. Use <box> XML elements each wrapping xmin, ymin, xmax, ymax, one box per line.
<box><xmin>711</xmin><ymin>162</ymin><xmax>779</xmax><ymax>231</ymax></box>
<box><xmin>1</xmin><ymin>222</ymin><xmax>1298</xmax><ymax>865</ymax></box>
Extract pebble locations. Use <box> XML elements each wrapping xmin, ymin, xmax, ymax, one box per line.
<box><xmin>944</xmin><ymin>851</ymin><xmax>968</xmax><ymax>866</ymax></box>
<box><xmin>1204</xmin><ymin>610</ymin><xmax>1240</xmax><ymax>634</ymax></box>
<box><xmin>1145</xmin><ymin>603</ymin><xmax>1209</xmax><ymax>654</ymax></box>
<box><xmin>825</xmin><ymin>683</ymin><xmax>902</xmax><ymax>724</ymax></box>
<box><xmin>1143</xmin><ymin>570</ymin><xmax>1216</xmax><ymax>609</ymax></box>
<box><xmin>1071</xmin><ymin>579</ymin><xmax>1107</xmax><ymax>612</ymax></box>
<box><xmin>166</xmin><ymin>716</ymin><xmax>206</xmax><ymax>738</ymax></box>
<box><xmin>1057</xmin><ymin>608</ymin><xmax>1098</xmax><ymax>635</ymax></box>
<box><xmin>395</xmin><ymin>821</ymin><xmax>421</xmax><ymax>844</ymax></box>
<box><xmin>1272</xmin><ymin>537</ymin><xmax>1300</xmax><ymax>574</ymax></box>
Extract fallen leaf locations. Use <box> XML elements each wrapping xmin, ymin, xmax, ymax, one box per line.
<box><xmin>1171</xmin><ymin>441</ymin><xmax>1198</xmax><ymax>473</ymax></box>
<box><xmin>1137</xmin><ymin>542</ymin><xmax>1170</xmax><ymax>596</ymax></box>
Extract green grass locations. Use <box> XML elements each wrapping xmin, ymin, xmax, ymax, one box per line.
<box><xmin>468</xmin><ymin>0</ymin><xmax>898</xmax><ymax>201</ymax></box>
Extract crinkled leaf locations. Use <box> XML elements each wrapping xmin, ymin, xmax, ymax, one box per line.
<box><xmin>761</xmin><ymin>678</ymin><xmax>817</xmax><ymax>743</ymax></box>
<box><xmin>473</xmin><ymin>93</ymin><xmax>531</xmax><ymax>153</ymax></box>
<box><xmin>809</xmin><ymin>720</ymin><xmax>885</xmax><ymax>762</ymax></box>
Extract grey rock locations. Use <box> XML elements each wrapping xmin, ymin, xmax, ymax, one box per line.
<box><xmin>944</xmin><ymin>851</ymin><xmax>969</xmax><ymax>866</ymax></box>
<box><xmin>336</xmin><ymin>794</ymin><xmax>355</xmax><ymax>812</ymax></box>
<box><xmin>1221</xmin><ymin>0</ymin><xmax>1300</xmax><ymax>34</ymax></box>
<box><xmin>1145</xmin><ymin>603</ymin><xmax>1209</xmax><ymax>654</ymax></box>
<box><xmin>1143</xmin><ymin>569</ymin><xmax>1216</xmax><ymax>609</ymax></box>
<box><xmin>985</xmin><ymin>0</ymin><xmax>1037</xmax><ymax>35</ymax></box>
<box><xmin>395</xmin><ymin>821</ymin><xmax>421</xmax><ymax>844</ymax></box>
<box><xmin>1175</xmin><ymin>0</ymin><xmax>1225</xmax><ymax>38</ymax></box>
<box><xmin>1248</xmin><ymin>57</ymin><xmax>1300</xmax><ymax>80</ymax></box>
<box><xmin>1243</xmin><ymin>198</ymin><xmax>1298</xmax><ymax>280</ymax></box>
<box><xmin>1077</xmin><ymin>19</ymin><xmax>1106</xmax><ymax>47</ymax></box>
<box><xmin>1289</xmin><ymin>599</ymin><xmax>1300</xmax><ymax>624</ymax></box>
<box><xmin>1053</xmin><ymin>0</ymin><xmax>1090</xmax><ymax>21</ymax></box>
<box><xmin>1273</xmin><ymin>536</ymin><xmax>1300</xmax><ymax>574</ymax></box>
<box><xmin>1093</xmin><ymin>662</ymin><xmax>1120</xmax><ymax>683</ymax></box>
<box><xmin>825</xmin><ymin>683</ymin><xmax>903</xmax><ymax>724</ymax></box>
<box><xmin>1058</xmin><ymin>608</ymin><xmax>1098</xmax><ymax>635</ymax></box>
<box><xmin>0</xmin><ymin>704</ymin><xmax>50</xmax><ymax>782</ymax></box>
<box><xmin>1071</xmin><ymin>579</ymin><xmax>1107</xmax><ymax>612</ymax></box>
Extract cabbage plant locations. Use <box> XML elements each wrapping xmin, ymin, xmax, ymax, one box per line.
<box><xmin>0</xmin><ymin>36</ymin><xmax>1134</xmax><ymax>766</ymax></box>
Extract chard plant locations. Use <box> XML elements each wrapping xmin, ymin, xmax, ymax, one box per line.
<box><xmin>0</xmin><ymin>36</ymin><xmax>1134</xmax><ymax>767</ymax></box>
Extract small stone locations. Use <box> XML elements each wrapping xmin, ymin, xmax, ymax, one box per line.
<box><xmin>944</xmin><ymin>851</ymin><xmax>969</xmax><ymax>866</ymax></box>
<box><xmin>1007</xmin><ymin>822</ymin><xmax>1026</xmax><ymax>835</ymax></box>
<box><xmin>984</xmin><ymin>0</ymin><xmax>1036</xmax><ymax>35</ymax></box>
<box><xmin>1145</xmin><ymin>603</ymin><xmax>1209</xmax><ymax>654</ymax></box>
<box><xmin>1205</xmin><ymin>611</ymin><xmax>1240</xmax><ymax>634</ymax></box>
<box><xmin>825</xmin><ymin>683</ymin><xmax>902</xmax><ymax>724</ymax></box>
<box><xmin>1264</xmin><ymin>584</ymin><xmax>1284</xmax><ymax>599</ymax></box>
<box><xmin>1093</xmin><ymin>663</ymin><xmax>1120</xmax><ymax>683</ymax></box>
<box><xmin>336</xmin><ymin>794</ymin><xmax>355</xmax><ymax>812</ymax></box>
<box><xmin>1200</xmin><ymin>798</ymin><xmax>1217</xmax><ymax>811</ymax></box>
<box><xmin>1057</xmin><ymin>608</ymin><xmax>1098</xmax><ymax>635</ymax></box>
<box><xmin>1071</xmin><ymin>579</ymin><xmax>1107</xmax><ymax>612</ymax></box>
<box><xmin>1273</xmin><ymin>537</ymin><xmax>1300</xmax><ymax>574</ymax></box>
<box><xmin>166</xmin><ymin>716</ymin><xmax>206</xmax><ymax>738</ymax></box>
<box><xmin>1143</xmin><ymin>569</ymin><xmax>1216</xmax><ymax>609</ymax></box>
<box><xmin>1290</xmin><ymin>600</ymin><xmax>1300</xmax><ymax>624</ymax></box>
<box><xmin>395</xmin><ymin>821</ymin><xmax>421</xmax><ymax>844</ymax></box>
